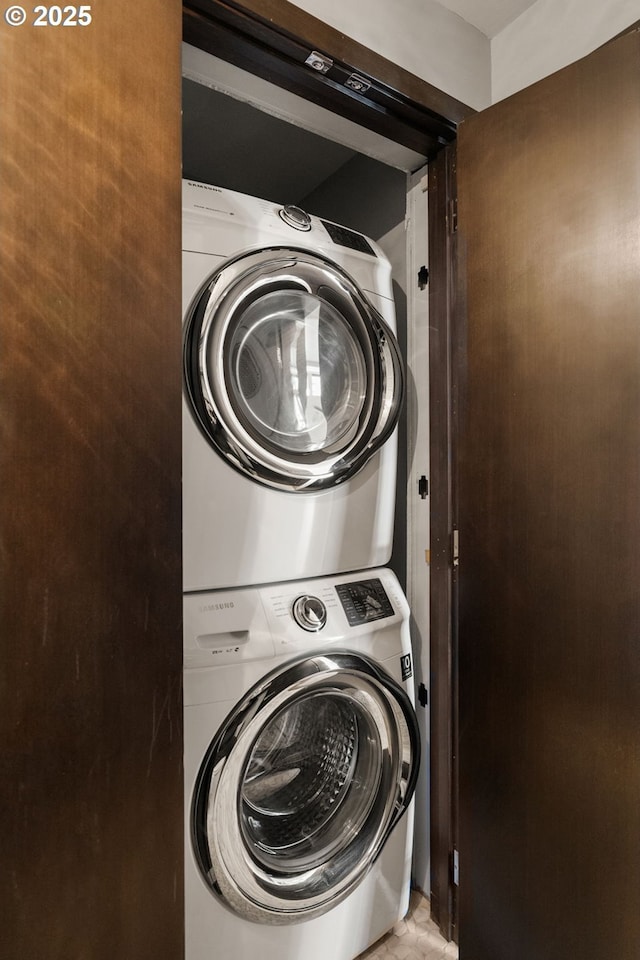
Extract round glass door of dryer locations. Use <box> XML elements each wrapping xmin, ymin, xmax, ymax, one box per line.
<box><xmin>227</xmin><ymin>289</ymin><xmax>367</xmax><ymax>456</ymax></box>
<box><xmin>183</xmin><ymin>247</ymin><xmax>404</xmax><ymax>492</ymax></box>
<box><xmin>190</xmin><ymin>652</ymin><xmax>419</xmax><ymax>924</ymax></box>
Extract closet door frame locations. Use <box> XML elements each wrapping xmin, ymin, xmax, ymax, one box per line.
<box><xmin>181</xmin><ymin>0</ymin><xmax>467</xmax><ymax>939</ymax></box>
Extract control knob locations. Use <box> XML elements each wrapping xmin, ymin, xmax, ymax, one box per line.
<box><xmin>292</xmin><ymin>595</ymin><xmax>327</xmax><ymax>632</ymax></box>
<box><xmin>279</xmin><ymin>204</ymin><xmax>312</xmax><ymax>231</ymax></box>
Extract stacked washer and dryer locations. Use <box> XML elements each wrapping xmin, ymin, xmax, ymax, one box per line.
<box><xmin>182</xmin><ymin>179</ymin><xmax>420</xmax><ymax>960</ymax></box>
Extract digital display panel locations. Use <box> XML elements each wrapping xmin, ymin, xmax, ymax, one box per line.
<box><xmin>335</xmin><ymin>578</ymin><xmax>394</xmax><ymax>626</ymax></box>
<box><xmin>320</xmin><ymin>220</ymin><xmax>376</xmax><ymax>256</ymax></box>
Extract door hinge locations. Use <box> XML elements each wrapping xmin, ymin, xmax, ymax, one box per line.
<box><xmin>417</xmin><ymin>265</ymin><xmax>429</xmax><ymax>289</ymax></box>
<box><xmin>452</xmin><ymin>528</ymin><xmax>459</xmax><ymax>567</ymax></box>
<box><xmin>305</xmin><ymin>51</ymin><xmax>333</xmax><ymax>74</ymax></box>
<box><xmin>449</xmin><ymin>197</ymin><xmax>458</xmax><ymax>234</ymax></box>
<box><xmin>418</xmin><ymin>682</ymin><xmax>428</xmax><ymax>707</ymax></box>
<box><xmin>452</xmin><ymin>848</ymin><xmax>459</xmax><ymax>886</ymax></box>
<box><xmin>344</xmin><ymin>73</ymin><xmax>371</xmax><ymax>94</ymax></box>
<box><xmin>418</xmin><ymin>475</ymin><xmax>428</xmax><ymax>499</ymax></box>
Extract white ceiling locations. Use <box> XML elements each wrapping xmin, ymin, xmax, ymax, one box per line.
<box><xmin>437</xmin><ymin>0</ymin><xmax>539</xmax><ymax>38</ymax></box>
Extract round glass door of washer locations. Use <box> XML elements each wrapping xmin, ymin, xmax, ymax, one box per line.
<box><xmin>190</xmin><ymin>652</ymin><xmax>420</xmax><ymax>925</ymax></box>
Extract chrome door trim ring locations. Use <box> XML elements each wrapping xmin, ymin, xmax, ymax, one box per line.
<box><xmin>183</xmin><ymin>247</ymin><xmax>404</xmax><ymax>492</ymax></box>
<box><xmin>191</xmin><ymin>651</ymin><xmax>420</xmax><ymax>925</ymax></box>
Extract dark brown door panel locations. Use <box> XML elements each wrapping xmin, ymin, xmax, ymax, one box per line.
<box><xmin>457</xmin><ymin>28</ymin><xmax>640</xmax><ymax>960</ymax></box>
<box><xmin>0</xmin><ymin>5</ymin><xmax>183</xmax><ymax>956</ymax></box>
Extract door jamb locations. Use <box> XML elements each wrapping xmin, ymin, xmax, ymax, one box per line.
<box><xmin>183</xmin><ymin>0</ymin><xmax>472</xmax><ymax>161</ymax></box>
<box><xmin>427</xmin><ymin>143</ymin><xmax>458</xmax><ymax>941</ymax></box>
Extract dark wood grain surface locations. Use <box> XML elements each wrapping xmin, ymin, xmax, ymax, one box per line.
<box><xmin>457</xmin><ymin>29</ymin><xmax>640</xmax><ymax>960</ymax></box>
<box><xmin>0</xmin><ymin>4</ymin><xmax>183</xmax><ymax>956</ymax></box>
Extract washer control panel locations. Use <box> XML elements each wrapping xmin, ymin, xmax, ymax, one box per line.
<box><xmin>292</xmin><ymin>595</ymin><xmax>328</xmax><ymax>632</ymax></box>
<box><xmin>335</xmin><ymin>578</ymin><xmax>394</xmax><ymax>626</ymax></box>
<box><xmin>261</xmin><ymin>570</ymin><xmax>405</xmax><ymax>651</ymax></box>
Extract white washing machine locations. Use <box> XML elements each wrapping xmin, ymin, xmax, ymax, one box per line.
<box><xmin>182</xmin><ymin>180</ymin><xmax>404</xmax><ymax>592</ymax></box>
<box><xmin>183</xmin><ymin>566</ymin><xmax>419</xmax><ymax>960</ymax></box>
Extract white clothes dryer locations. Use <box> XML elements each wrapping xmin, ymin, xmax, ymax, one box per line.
<box><xmin>182</xmin><ymin>180</ymin><xmax>404</xmax><ymax>591</ymax></box>
<box><xmin>183</xmin><ymin>566</ymin><xmax>419</xmax><ymax>960</ymax></box>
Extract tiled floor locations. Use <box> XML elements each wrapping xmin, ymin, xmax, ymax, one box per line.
<box><xmin>357</xmin><ymin>891</ymin><xmax>458</xmax><ymax>960</ymax></box>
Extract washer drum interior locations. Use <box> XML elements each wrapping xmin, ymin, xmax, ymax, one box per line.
<box><xmin>191</xmin><ymin>652</ymin><xmax>420</xmax><ymax>924</ymax></box>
